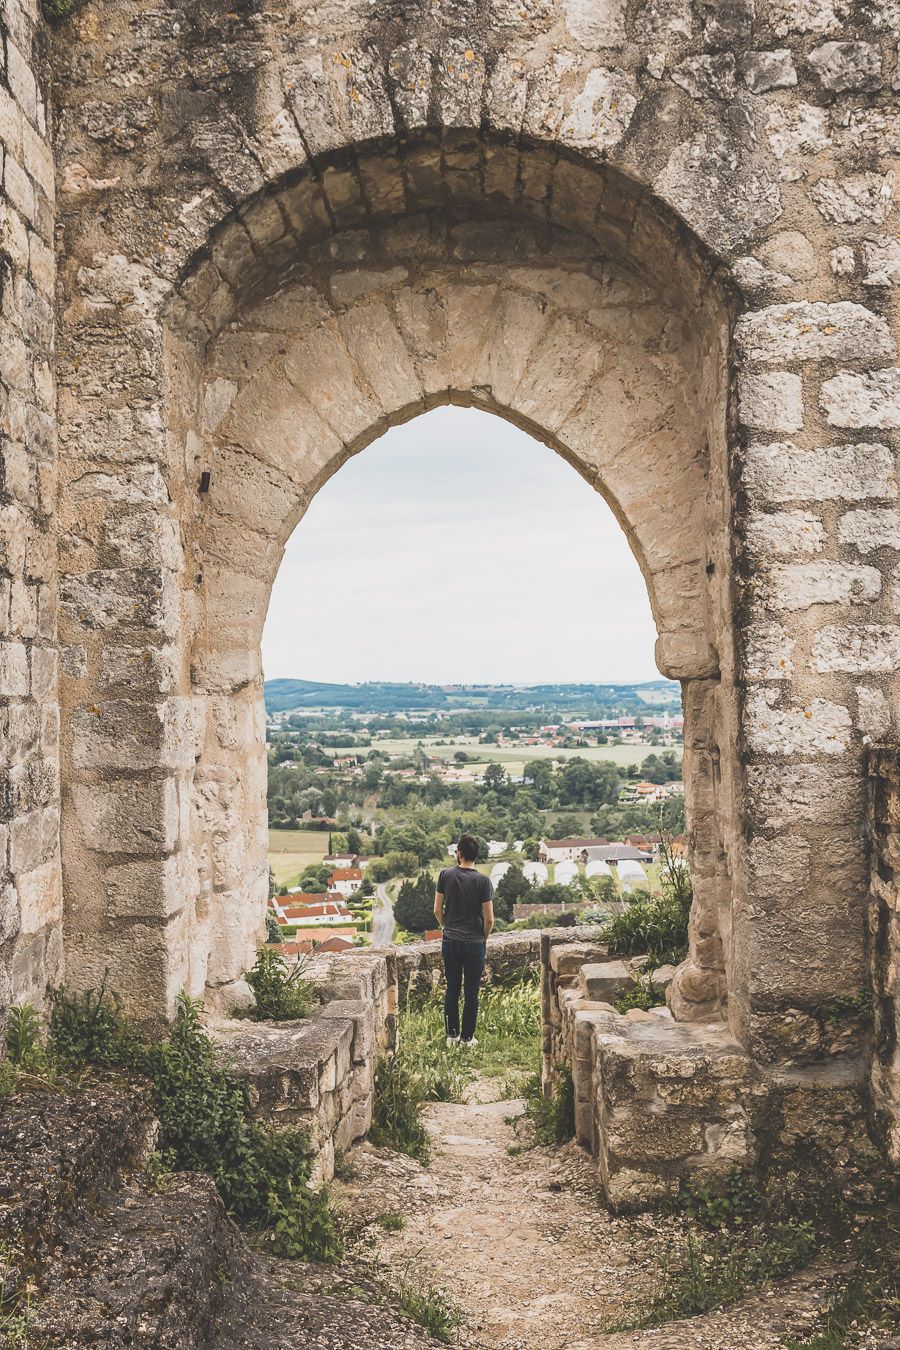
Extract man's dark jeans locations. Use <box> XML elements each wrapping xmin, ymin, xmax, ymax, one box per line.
<box><xmin>442</xmin><ymin>936</ymin><xmax>486</xmax><ymax>1041</ymax></box>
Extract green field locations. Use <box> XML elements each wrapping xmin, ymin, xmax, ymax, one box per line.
<box><xmin>268</xmin><ymin>828</ymin><xmax>331</xmax><ymax>888</ymax></box>
<box><xmin>339</xmin><ymin>738</ymin><xmax>682</xmax><ymax>776</ymax></box>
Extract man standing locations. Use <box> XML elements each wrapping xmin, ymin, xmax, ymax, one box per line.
<box><xmin>434</xmin><ymin>834</ymin><xmax>494</xmax><ymax>1048</ymax></box>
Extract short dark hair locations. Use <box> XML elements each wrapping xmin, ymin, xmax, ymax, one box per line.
<box><xmin>456</xmin><ymin>834</ymin><xmax>479</xmax><ymax>862</ymax></box>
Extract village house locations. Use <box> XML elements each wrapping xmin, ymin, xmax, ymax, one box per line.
<box><xmin>539</xmin><ymin>837</ymin><xmax>608</xmax><ymax>864</ymax></box>
<box><xmin>329</xmin><ymin>867</ymin><xmax>364</xmax><ymax>896</ymax></box>
<box><xmin>278</xmin><ymin>898</ymin><xmax>353</xmax><ymax>928</ymax></box>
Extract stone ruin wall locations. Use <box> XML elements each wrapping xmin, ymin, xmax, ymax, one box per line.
<box><xmin>0</xmin><ymin>0</ymin><xmax>900</xmax><ymax>1166</ymax></box>
<box><xmin>0</xmin><ymin>0</ymin><xmax>61</xmax><ymax>1015</ymax></box>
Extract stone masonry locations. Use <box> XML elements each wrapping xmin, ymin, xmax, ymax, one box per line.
<box><xmin>0</xmin><ymin>0</ymin><xmax>899</xmax><ymax>1174</ymax></box>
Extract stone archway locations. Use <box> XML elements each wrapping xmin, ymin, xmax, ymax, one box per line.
<box><xmin>52</xmin><ymin>10</ymin><xmax>892</xmax><ymax>1083</ymax></box>
<box><xmin>58</xmin><ymin>135</ymin><xmax>742</xmax><ymax>1035</ymax></box>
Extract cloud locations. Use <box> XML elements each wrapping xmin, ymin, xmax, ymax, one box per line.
<box><xmin>262</xmin><ymin>407</ymin><xmax>659</xmax><ymax>683</ymax></box>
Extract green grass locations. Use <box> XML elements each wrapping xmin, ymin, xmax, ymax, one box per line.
<box><xmin>268</xmin><ymin>828</ymin><xmax>331</xmax><ymax>887</ymax></box>
<box><xmin>370</xmin><ymin>978</ymin><xmax>542</xmax><ymax>1159</ymax></box>
<box><xmin>400</xmin><ymin>979</ymin><xmax>541</xmax><ymax>1092</ymax></box>
<box><xmin>613</xmin><ymin>1223</ymin><xmax>818</xmax><ymax>1330</ymax></box>
<box><xmin>392</xmin><ymin>1274</ymin><xmax>461</xmax><ymax>1343</ymax></box>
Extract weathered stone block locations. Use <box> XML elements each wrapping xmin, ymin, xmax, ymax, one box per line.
<box><xmin>743</xmin><ymin>442</ymin><xmax>896</xmax><ymax>502</ymax></box>
<box><xmin>809</xmin><ymin>41</ymin><xmax>882</xmax><ymax>92</ymax></box>
<box><xmin>740</xmin><ymin>49</ymin><xmax>797</xmax><ymax>93</ymax></box>
<box><xmin>812</xmin><ymin>624</ymin><xmax>900</xmax><ymax>674</ymax></box>
<box><xmin>72</xmin><ymin>779</ymin><xmax>180</xmax><ymax>856</ymax></box>
<box><xmin>837</xmin><ymin>508</ymin><xmax>900</xmax><ymax>551</ymax></box>
<box><xmin>760</xmin><ymin>561</ymin><xmax>881</xmax><ymax>610</ymax></box>
<box><xmin>736</xmin><ymin>302</ymin><xmax>894</xmax><ymax>365</ymax></box>
<box><xmin>745</xmin><ymin>689</ymin><xmax>851</xmax><ymax>755</ymax></box>
<box><xmin>579</xmin><ymin>960</ymin><xmax>634</xmax><ymax>1002</ymax></box>
<box><xmin>820</xmin><ymin>369</ymin><xmax>900</xmax><ymax>430</ymax></box>
<box><xmin>738</xmin><ymin>371</ymin><xmax>803</xmax><ymax>433</ymax></box>
<box><xmin>745</xmin><ymin>511</ymin><xmax>823</xmax><ymax>558</ymax></box>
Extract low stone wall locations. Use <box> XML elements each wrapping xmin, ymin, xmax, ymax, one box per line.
<box><xmin>209</xmin><ymin>934</ymin><xmax>544</xmax><ymax>1181</ymax></box>
<box><xmin>368</xmin><ymin>931</ymin><xmax>543</xmax><ymax>1005</ymax></box>
<box><xmin>211</xmin><ymin>949</ymin><xmax>393</xmax><ymax>1183</ymax></box>
<box><xmin>541</xmin><ymin>932</ymin><xmax>873</xmax><ymax>1211</ymax></box>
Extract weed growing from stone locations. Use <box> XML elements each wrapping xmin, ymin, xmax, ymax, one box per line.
<box><xmin>613</xmin><ymin>979</ymin><xmax>657</xmax><ymax>1014</ymax></box>
<box><xmin>47</xmin><ymin>986</ymin><xmax>342</xmax><ymax>1263</ymax></box>
<box><xmin>613</xmin><ymin>1222</ymin><xmax>817</xmax><ymax>1329</ymax></box>
<box><xmin>5</xmin><ymin>1007</ymin><xmax>45</xmax><ymax>1074</ymax></box>
<box><xmin>614</xmin><ymin>1161</ymin><xmax>900</xmax><ymax>1335</ymax></box>
<box><xmin>605</xmin><ymin>893</ymin><xmax>687</xmax><ymax>966</ymax></box>
<box><xmin>242</xmin><ymin>947</ymin><xmax>314</xmax><ymax>1021</ymax></box>
<box><xmin>392</xmin><ymin>1270</ymin><xmax>461</xmax><ymax>1344</ymax></box>
<box><xmin>826</xmin><ymin>988</ymin><xmax>875</xmax><ymax>1026</ymax></box>
<box><xmin>782</xmin><ymin>1173</ymin><xmax>900</xmax><ymax>1347</ymax></box>
<box><xmin>519</xmin><ymin>1066</ymin><xmax>575</xmax><ymax>1146</ymax></box>
<box><xmin>370</xmin><ymin>1053</ymin><xmax>432</xmax><ymax>1162</ymax></box>
<box><xmin>332</xmin><ymin>1150</ymin><xmax>358</xmax><ymax>1182</ymax></box>
<box><xmin>375</xmin><ymin>1211</ymin><xmax>405</xmax><ymax>1231</ymax></box>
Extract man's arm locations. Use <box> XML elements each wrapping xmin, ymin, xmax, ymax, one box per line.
<box><xmin>482</xmin><ymin>900</ymin><xmax>494</xmax><ymax>939</ymax></box>
<box><xmin>434</xmin><ymin>890</ymin><xmax>444</xmax><ymax>929</ymax></box>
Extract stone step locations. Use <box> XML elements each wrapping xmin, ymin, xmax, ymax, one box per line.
<box><xmin>0</xmin><ymin>1077</ymin><xmax>157</xmax><ymax>1270</ymax></box>
<box><xmin>29</xmin><ymin>1173</ymin><xmax>247</xmax><ymax>1348</ymax></box>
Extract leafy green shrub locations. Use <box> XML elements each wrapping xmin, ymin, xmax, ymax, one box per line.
<box><xmin>370</xmin><ymin>1054</ymin><xmax>431</xmax><ymax>1162</ymax></box>
<box><xmin>244</xmin><ymin>947</ymin><xmax>313</xmax><ymax>1021</ymax></box>
<box><xmin>521</xmin><ymin>1067</ymin><xmax>575</xmax><ymax>1146</ymax></box>
<box><xmin>49</xmin><ymin>981</ymin><xmax>141</xmax><ymax>1067</ymax></box>
<box><xmin>48</xmin><ymin>987</ymin><xmax>341</xmax><ymax>1262</ymax></box>
<box><xmin>40</xmin><ymin>0</ymin><xmax>78</xmax><ymax>19</ymax></box>
<box><xmin>606</xmin><ymin>893</ymin><xmax>687</xmax><ymax>965</ymax></box>
<box><xmin>265</xmin><ymin>911</ymin><xmax>282</xmax><ymax>944</ymax></box>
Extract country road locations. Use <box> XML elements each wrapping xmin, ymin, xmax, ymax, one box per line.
<box><xmin>371</xmin><ymin>882</ymin><xmax>396</xmax><ymax>946</ymax></box>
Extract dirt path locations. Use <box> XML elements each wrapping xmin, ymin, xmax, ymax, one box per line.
<box><xmin>337</xmin><ymin>1083</ymin><xmax>848</xmax><ymax>1350</ymax></box>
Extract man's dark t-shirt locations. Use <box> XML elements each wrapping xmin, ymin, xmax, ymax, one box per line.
<box><xmin>438</xmin><ymin>866</ymin><xmax>493</xmax><ymax>942</ymax></box>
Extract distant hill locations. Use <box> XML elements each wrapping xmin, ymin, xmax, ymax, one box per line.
<box><xmin>264</xmin><ymin>678</ymin><xmax>680</xmax><ymax>716</ymax></box>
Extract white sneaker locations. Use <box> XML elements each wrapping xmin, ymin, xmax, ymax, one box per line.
<box><xmin>460</xmin><ymin>1037</ymin><xmax>478</xmax><ymax>1049</ymax></box>
<box><xmin>446</xmin><ymin>1036</ymin><xmax>460</xmax><ymax>1048</ymax></box>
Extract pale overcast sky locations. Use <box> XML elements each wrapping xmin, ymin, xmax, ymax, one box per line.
<box><xmin>262</xmin><ymin>407</ymin><xmax>660</xmax><ymax>685</ymax></box>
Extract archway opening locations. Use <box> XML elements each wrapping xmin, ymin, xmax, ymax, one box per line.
<box><xmin>263</xmin><ymin>404</ymin><xmax>685</xmax><ymax>942</ymax></box>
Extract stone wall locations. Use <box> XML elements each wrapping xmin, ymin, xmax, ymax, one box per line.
<box><xmin>379</xmin><ymin>930</ymin><xmax>543</xmax><ymax>1004</ymax></box>
<box><xmin>0</xmin><ymin>0</ymin><xmax>894</xmax><ymax>1149</ymax></box>
<box><xmin>0</xmin><ymin>0</ymin><xmax>60</xmax><ymax>1016</ymax></box>
<box><xmin>212</xmin><ymin>948</ymin><xmax>393</xmax><ymax>1182</ymax></box>
<box><xmin>542</xmin><ymin>931</ymin><xmax>873</xmax><ymax>1211</ymax></box>
<box><xmin>38</xmin><ymin>0</ymin><xmax>900</xmax><ymax>1077</ymax></box>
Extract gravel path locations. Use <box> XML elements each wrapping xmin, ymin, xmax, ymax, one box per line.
<box><xmin>336</xmin><ymin>1083</ymin><xmax>856</xmax><ymax>1350</ymax></box>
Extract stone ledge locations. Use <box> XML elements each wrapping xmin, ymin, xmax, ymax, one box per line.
<box><xmin>210</xmin><ymin>1014</ymin><xmax>356</xmax><ymax>1182</ymax></box>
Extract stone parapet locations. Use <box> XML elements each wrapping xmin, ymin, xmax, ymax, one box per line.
<box><xmin>542</xmin><ymin>933</ymin><xmax>872</xmax><ymax>1210</ymax></box>
<box><xmin>210</xmin><ymin>948</ymin><xmax>393</xmax><ymax>1181</ymax></box>
<box><xmin>366</xmin><ymin>930</ymin><xmax>544</xmax><ymax>1005</ymax></box>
